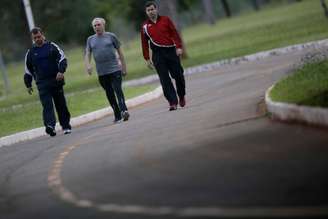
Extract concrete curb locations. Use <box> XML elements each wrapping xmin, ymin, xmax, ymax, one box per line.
<box><xmin>265</xmin><ymin>85</ymin><xmax>328</xmax><ymax>127</ymax></box>
<box><xmin>0</xmin><ymin>86</ymin><xmax>163</xmax><ymax>147</ymax></box>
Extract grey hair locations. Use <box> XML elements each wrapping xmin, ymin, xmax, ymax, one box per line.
<box><xmin>91</xmin><ymin>17</ymin><xmax>106</xmax><ymax>26</ymax></box>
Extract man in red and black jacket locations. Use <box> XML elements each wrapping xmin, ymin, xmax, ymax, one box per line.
<box><xmin>141</xmin><ymin>1</ymin><xmax>186</xmax><ymax>111</ymax></box>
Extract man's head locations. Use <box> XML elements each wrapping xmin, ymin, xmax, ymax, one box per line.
<box><xmin>92</xmin><ymin>17</ymin><xmax>106</xmax><ymax>35</ymax></box>
<box><xmin>31</xmin><ymin>27</ymin><xmax>45</xmax><ymax>47</ymax></box>
<box><xmin>145</xmin><ymin>1</ymin><xmax>158</xmax><ymax>21</ymax></box>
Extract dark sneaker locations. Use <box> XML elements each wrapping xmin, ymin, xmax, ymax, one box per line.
<box><xmin>179</xmin><ymin>96</ymin><xmax>186</xmax><ymax>107</ymax></box>
<box><xmin>63</xmin><ymin>129</ymin><xmax>71</xmax><ymax>135</ymax></box>
<box><xmin>113</xmin><ymin>118</ymin><xmax>123</xmax><ymax>124</ymax></box>
<box><xmin>122</xmin><ymin>111</ymin><xmax>130</xmax><ymax>121</ymax></box>
<box><xmin>169</xmin><ymin>104</ymin><xmax>178</xmax><ymax>111</ymax></box>
<box><xmin>45</xmin><ymin>126</ymin><xmax>56</xmax><ymax>137</ymax></box>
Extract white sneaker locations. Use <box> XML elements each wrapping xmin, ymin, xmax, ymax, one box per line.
<box><xmin>63</xmin><ymin>129</ymin><xmax>71</xmax><ymax>134</ymax></box>
<box><xmin>122</xmin><ymin>111</ymin><xmax>130</xmax><ymax>121</ymax></box>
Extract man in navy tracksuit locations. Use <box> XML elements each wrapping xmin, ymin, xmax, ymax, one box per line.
<box><xmin>24</xmin><ymin>27</ymin><xmax>71</xmax><ymax>137</ymax></box>
<box><xmin>141</xmin><ymin>1</ymin><xmax>186</xmax><ymax>111</ymax></box>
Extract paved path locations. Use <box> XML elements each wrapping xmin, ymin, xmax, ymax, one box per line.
<box><xmin>1</xmin><ymin>48</ymin><xmax>328</xmax><ymax>219</ymax></box>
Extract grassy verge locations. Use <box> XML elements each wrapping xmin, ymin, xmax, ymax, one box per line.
<box><xmin>270</xmin><ymin>60</ymin><xmax>328</xmax><ymax>107</ymax></box>
<box><xmin>0</xmin><ymin>84</ymin><xmax>156</xmax><ymax>137</ymax></box>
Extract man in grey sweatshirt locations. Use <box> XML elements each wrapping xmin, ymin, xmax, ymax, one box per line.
<box><xmin>84</xmin><ymin>17</ymin><xmax>129</xmax><ymax>123</ymax></box>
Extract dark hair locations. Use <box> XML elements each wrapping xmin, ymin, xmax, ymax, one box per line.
<box><xmin>30</xmin><ymin>27</ymin><xmax>43</xmax><ymax>35</ymax></box>
<box><xmin>145</xmin><ymin>1</ymin><xmax>157</xmax><ymax>9</ymax></box>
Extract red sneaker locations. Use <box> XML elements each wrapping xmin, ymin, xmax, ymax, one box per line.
<box><xmin>179</xmin><ymin>96</ymin><xmax>186</xmax><ymax>107</ymax></box>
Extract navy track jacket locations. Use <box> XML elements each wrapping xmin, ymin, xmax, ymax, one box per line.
<box><xmin>24</xmin><ymin>41</ymin><xmax>67</xmax><ymax>89</ymax></box>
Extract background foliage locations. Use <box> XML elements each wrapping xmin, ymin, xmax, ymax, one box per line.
<box><xmin>0</xmin><ymin>0</ymin><xmax>291</xmax><ymax>61</ymax></box>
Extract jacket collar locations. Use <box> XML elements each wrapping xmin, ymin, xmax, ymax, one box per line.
<box><xmin>32</xmin><ymin>40</ymin><xmax>49</xmax><ymax>48</ymax></box>
<box><xmin>147</xmin><ymin>15</ymin><xmax>161</xmax><ymax>24</ymax></box>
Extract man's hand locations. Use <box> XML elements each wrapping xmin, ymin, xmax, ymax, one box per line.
<box><xmin>56</xmin><ymin>72</ymin><xmax>64</xmax><ymax>81</ymax></box>
<box><xmin>122</xmin><ymin>65</ymin><xmax>127</xmax><ymax>77</ymax></box>
<box><xmin>86</xmin><ymin>65</ymin><xmax>93</xmax><ymax>75</ymax></box>
<box><xmin>27</xmin><ymin>87</ymin><xmax>33</xmax><ymax>95</ymax></box>
<box><xmin>176</xmin><ymin>48</ymin><xmax>183</xmax><ymax>57</ymax></box>
<box><xmin>146</xmin><ymin>59</ymin><xmax>154</xmax><ymax>69</ymax></box>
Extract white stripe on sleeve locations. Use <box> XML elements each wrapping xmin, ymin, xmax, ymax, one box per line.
<box><xmin>143</xmin><ymin>24</ymin><xmax>175</xmax><ymax>48</ymax></box>
<box><xmin>51</xmin><ymin>42</ymin><xmax>66</xmax><ymax>63</ymax></box>
<box><xmin>24</xmin><ymin>50</ymin><xmax>32</xmax><ymax>76</ymax></box>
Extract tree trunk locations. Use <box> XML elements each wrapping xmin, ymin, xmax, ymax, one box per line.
<box><xmin>221</xmin><ymin>0</ymin><xmax>231</xmax><ymax>17</ymax></box>
<box><xmin>158</xmin><ymin>0</ymin><xmax>179</xmax><ymax>29</ymax></box>
<box><xmin>202</xmin><ymin>0</ymin><xmax>216</xmax><ymax>25</ymax></box>
<box><xmin>0</xmin><ymin>51</ymin><xmax>10</xmax><ymax>95</ymax></box>
<box><xmin>158</xmin><ymin>0</ymin><xmax>188</xmax><ymax>58</ymax></box>
<box><xmin>288</xmin><ymin>0</ymin><xmax>302</xmax><ymax>3</ymax></box>
<box><xmin>321</xmin><ymin>0</ymin><xmax>328</xmax><ymax>17</ymax></box>
<box><xmin>251</xmin><ymin>0</ymin><xmax>260</xmax><ymax>11</ymax></box>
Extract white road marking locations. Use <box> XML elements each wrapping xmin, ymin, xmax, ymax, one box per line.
<box><xmin>48</xmin><ymin>135</ymin><xmax>328</xmax><ymax>217</ymax></box>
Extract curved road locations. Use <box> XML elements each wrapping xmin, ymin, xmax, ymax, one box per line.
<box><xmin>1</xmin><ymin>48</ymin><xmax>328</xmax><ymax>219</ymax></box>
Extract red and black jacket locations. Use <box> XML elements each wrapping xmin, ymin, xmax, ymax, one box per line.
<box><xmin>141</xmin><ymin>16</ymin><xmax>182</xmax><ymax>60</ymax></box>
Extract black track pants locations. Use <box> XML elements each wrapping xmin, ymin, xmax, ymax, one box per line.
<box><xmin>98</xmin><ymin>71</ymin><xmax>128</xmax><ymax>119</ymax></box>
<box><xmin>39</xmin><ymin>84</ymin><xmax>71</xmax><ymax>129</ymax></box>
<box><xmin>152</xmin><ymin>47</ymin><xmax>185</xmax><ymax>105</ymax></box>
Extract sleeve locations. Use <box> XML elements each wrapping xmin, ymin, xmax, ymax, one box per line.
<box><xmin>24</xmin><ymin>50</ymin><xmax>33</xmax><ymax>88</ymax></box>
<box><xmin>51</xmin><ymin>42</ymin><xmax>67</xmax><ymax>73</ymax></box>
<box><xmin>111</xmin><ymin>33</ymin><xmax>121</xmax><ymax>49</ymax></box>
<box><xmin>166</xmin><ymin>17</ymin><xmax>182</xmax><ymax>49</ymax></box>
<box><xmin>85</xmin><ymin>37</ymin><xmax>92</xmax><ymax>54</ymax></box>
<box><xmin>141</xmin><ymin>23</ymin><xmax>150</xmax><ymax>60</ymax></box>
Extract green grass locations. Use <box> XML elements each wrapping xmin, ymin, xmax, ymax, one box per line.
<box><xmin>1</xmin><ymin>0</ymin><xmax>328</xmax><ymax>136</ymax></box>
<box><xmin>0</xmin><ymin>84</ymin><xmax>155</xmax><ymax>137</ymax></box>
<box><xmin>270</xmin><ymin>60</ymin><xmax>328</xmax><ymax>107</ymax></box>
<box><xmin>180</xmin><ymin>0</ymin><xmax>328</xmax><ymax>67</ymax></box>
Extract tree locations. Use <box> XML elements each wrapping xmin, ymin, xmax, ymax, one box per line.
<box><xmin>321</xmin><ymin>0</ymin><xmax>328</xmax><ymax>17</ymax></box>
<box><xmin>250</xmin><ymin>0</ymin><xmax>260</xmax><ymax>11</ymax></box>
<box><xmin>93</xmin><ymin>0</ymin><xmax>148</xmax><ymax>32</ymax></box>
<box><xmin>158</xmin><ymin>0</ymin><xmax>180</xmax><ymax>29</ymax></box>
<box><xmin>221</xmin><ymin>0</ymin><xmax>231</xmax><ymax>17</ymax></box>
<box><xmin>202</xmin><ymin>0</ymin><xmax>216</xmax><ymax>25</ymax></box>
<box><xmin>0</xmin><ymin>0</ymin><xmax>30</xmax><ymax>60</ymax></box>
<box><xmin>30</xmin><ymin>0</ymin><xmax>94</xmax><ymax>44</ymax></box>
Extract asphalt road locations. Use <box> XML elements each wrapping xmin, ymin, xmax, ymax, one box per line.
<box><xmin>1</xmin><ymin>48</ymin><xmax>328</xmax><ymax>219</ymax></box>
